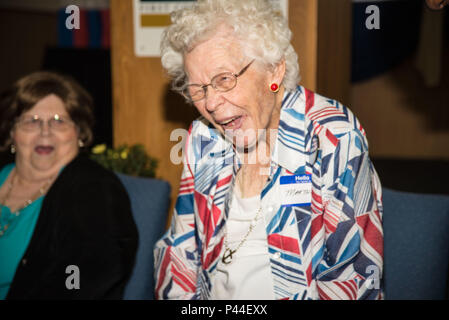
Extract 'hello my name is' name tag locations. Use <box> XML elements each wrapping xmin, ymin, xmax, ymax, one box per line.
<box><xmin>279</xmin><ymin>174</ymin><xmax>312</xmax><ymax>207</ymax></box>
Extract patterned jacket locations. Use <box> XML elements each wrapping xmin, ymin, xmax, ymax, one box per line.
<box><xmin>154</xmin><ymin>86</ymin><xmax>383</xmax><ymax>300</ymax></box>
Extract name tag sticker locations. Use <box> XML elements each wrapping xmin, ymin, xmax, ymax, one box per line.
<box><xmin>279</xmin><ymin>174</ymin><xmax>312</xmax><ymax>207</ymax></box>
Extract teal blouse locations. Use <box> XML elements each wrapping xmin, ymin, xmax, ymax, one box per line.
<box><xmin>0</xmin><ymin>164</ymin><xmax>44</xmax><ymax>300</ymax></box>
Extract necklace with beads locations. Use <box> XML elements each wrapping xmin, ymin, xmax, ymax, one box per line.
<box><xmin>0</xmin><ymin>170</ymin><xmax>53</xmax><ymax>237</ymax></box>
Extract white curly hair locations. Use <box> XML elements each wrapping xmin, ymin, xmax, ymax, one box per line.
<box><xmin>160</xmin><ymin>0</ymin><xmax>300</xmax><ymax>95</ymax></box>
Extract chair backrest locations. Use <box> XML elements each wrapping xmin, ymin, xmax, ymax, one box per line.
<box><xmin>116</xmin><ymin>173</ymin><xmax>171</xmax><ymax>300</ymax></box>
<box><xmin>382</xmin><ymin>188</ymin><xmax>449</xmax><ymax>299</ymax></box>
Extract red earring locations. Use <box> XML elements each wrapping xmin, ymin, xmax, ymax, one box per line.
<box><xmin>270</xmin><ymin>83</ymin><xmax>279</xmax><ymax>93</ymax></box>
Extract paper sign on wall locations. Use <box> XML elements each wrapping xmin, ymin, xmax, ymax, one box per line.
<box><xmin>133</xmin><ymin>0</ymin><xmax>288</xmax><ymax>57</ymax></box>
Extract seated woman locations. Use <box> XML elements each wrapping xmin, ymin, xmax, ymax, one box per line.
<box><xmin>0</xmin><ymin>71</ymin><xmax>138</xmax><ymax>299</ymax></box>
<box><xmin>154</xmin><ymin>0</ymin><xmax>383</xmax><ymax>300</ymax></box>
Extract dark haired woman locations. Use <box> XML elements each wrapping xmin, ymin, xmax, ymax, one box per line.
<box><xmin>0</xmin><ymin>71</ymin><xmax>137</xmax><ymax>299</ymax></box>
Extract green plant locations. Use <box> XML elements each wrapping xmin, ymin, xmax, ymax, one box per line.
<box><xmin>89</xmin><ymin>143</ymin><xmax>158</xmax><ymax>178</ymax></box>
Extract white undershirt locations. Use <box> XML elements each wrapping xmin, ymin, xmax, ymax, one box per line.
<box><xmin>210</xmin><ymin>186</ymin><xmax>275</xmax><ymax>300</ymax></box>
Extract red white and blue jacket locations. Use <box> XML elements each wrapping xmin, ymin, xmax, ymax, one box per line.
<box><xmin>154</xmin><ymin>86</ymin><xmax>383</xmax><ymax>300</ymax></box>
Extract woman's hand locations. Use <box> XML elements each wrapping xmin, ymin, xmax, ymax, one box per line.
<box><xmin>425</xmin><ymin>0</ymin><xmax>448</xmax><ymax>10</ymax></box>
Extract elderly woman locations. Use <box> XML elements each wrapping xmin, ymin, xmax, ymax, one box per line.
<box><xmin>155</xmin><ymin>0</ymin><xmax>383</xmax><ymax>300</ymax></box>
<box><xmin>0</xmin><ymin>71</ymin><xmax>138</xmax><ymax>299</ymax></box>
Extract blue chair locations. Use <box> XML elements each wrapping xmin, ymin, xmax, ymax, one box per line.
<box><xmin>116</xmin><ymin>173</ymin><xmax>171</xmax><ymax>300</ymax></box>
<box><xmin>383</xmin><ymin>188</ymin><xmax>449</xmax><ymax>299</ymax></box>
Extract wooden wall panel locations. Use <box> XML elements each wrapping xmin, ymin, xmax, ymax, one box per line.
<box><xmin>289</xmin><ymin>0</ymin><xmax>351</xmax><ymax>105</ymax></box>
<box><xmin>317</xmin><ymin>0</ymin><xmax>352</xmax><ymax>106</ymax></box>
<box><xmin>289</xmin><ymin>0</ymin><xmax>318</xmax><ymax>92</ymax></box>
<box><xmin>110</xmin><ymin>0</ymin><xmax>198</xmax><ymax>223</ymax></box>
<box><xmin>352</xmin><ymin>55</ymin><xmax>449</xmax><ymax>160</ymax></box>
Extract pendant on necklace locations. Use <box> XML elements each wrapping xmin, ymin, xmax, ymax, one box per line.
<box><xmin>222</xmin><ymin>248</ymin><xmax>236</xmax><ymax>264</ymax></box>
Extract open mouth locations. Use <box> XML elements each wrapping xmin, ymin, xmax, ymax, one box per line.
<box><xmin>217</xmin><ymin>115</ymin><xmax>244</xmax><ymax>129</ymax></box>
<box><xmin>35</xmin><ymin>145</ymin><xmax>54</xmax><ymax>155</ymax></box>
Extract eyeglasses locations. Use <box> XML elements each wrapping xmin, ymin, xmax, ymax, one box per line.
<box><xmin>16</xmin><ymin>114</ymin><xmax>74</xmax><ymax>132</ymax></box>
<box><xmin>182</xmin><ymin>60</ymin><xmax>255</xmax><ymax>102</ymax></box>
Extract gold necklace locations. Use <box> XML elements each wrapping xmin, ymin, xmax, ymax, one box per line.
<box><xmin>0</xmin><ymin>170</ymin><xmax>53</xmax><ymax>237</ymax></box>
<box><xmin>222</xmin><ymin>205</ymin><xmax>262</xmax><ymax>264</ymax></box>
<box><xmin>222</xmin><ymin>171</ymin><xmax>263</xmax><ymax>265</ymax></box>
<box><xmin>222</xmin><ymin>138</ymin><xmax>273</xmax><ymax>263</ymax></box>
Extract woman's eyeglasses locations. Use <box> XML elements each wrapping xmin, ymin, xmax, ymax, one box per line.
<box><xmin>182</xmin><ymin>60</ymin><xmax>255</xmax><ymax>102</ymax></box>
<box><xmin>16</xmin><ymin>114</ymin><xmax>74</xmax><ymax>132</ymax></box>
